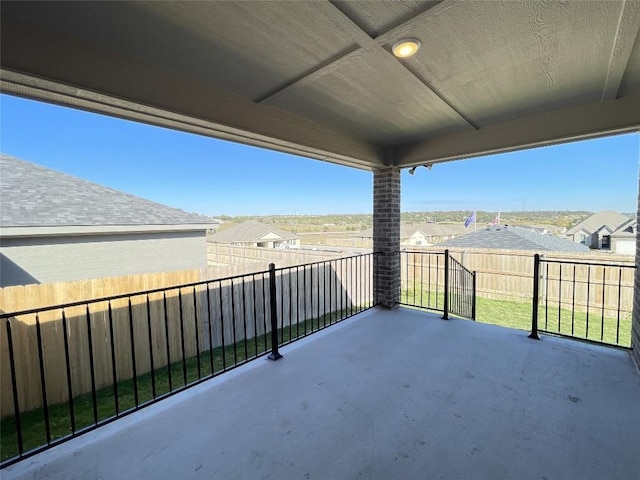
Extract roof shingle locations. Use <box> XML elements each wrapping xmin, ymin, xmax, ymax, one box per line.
<box><xmin>355</xmin><ymin>223</ymin><xmax>466</xmax><ymax>239</ymax></box>
<box><xmin>0</xmin><ymin>154</ymin><xmax>218</xmax><ymax>227</ymax></box>
<box><xmin>439</xmin><ymin>225</ymin><xmax>590</xmax><ymax>253</ymax></box>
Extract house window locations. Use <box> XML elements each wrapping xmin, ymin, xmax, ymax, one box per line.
<box><xmin>579</xmin><ymin>234</ymin><xmax>586</xmax><ymax>244</ymax></box>
<box><xmin>602</xmin><ymin>235</ymin><xmax>610</xmax><ymax>249</ymax></box>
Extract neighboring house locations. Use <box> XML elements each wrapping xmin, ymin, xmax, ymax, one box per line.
<box><xmin>0</xmin><ymin>154</ymin><xmax>219</xmax><ymax>287</ymax></box>
<box><xmin>354</xmin><ymin>223</ymin><xmax>467</xmax><ymax>247</ymax></box>
<box><xmin>440</xmin><ymin>225</ymin><xmax>590</xmax><ymax>253</ymax></box>
<box><xmin>565</xmin><ymin>211</ymin><xmax>631</xmax><ymax>249</ymax></box>
<box><xmin>610</xmin><ymin>218</ymin><xmax>637</xmax><ymax>255</ymax></box>
<box><xmin>208</xmin><ymin>220</ymin><xmax>300</xmax><ymax>248</ymax></box>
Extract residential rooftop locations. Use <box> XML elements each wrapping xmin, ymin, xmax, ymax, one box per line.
<box><xmin>565</xmin><ymin>210</ymin><xmax>631</xmax><ymax>236</ymax></box>
<box><xmin>440</xmin><ymin>225</ymin><xmax>591</xmax><ymax>252</ymax></box>
<box><xmin>355</xmin><ymin>223</ymin><xmax>467</xmax><ymax>239</ymax></box>
<box><xmin>0</xmin><ymin>154</ymin><xmax>218</xmax><ymax>228</ymax></box>
<box><xmin>612</xmin><ymin>218</ymin><xmax>637</xmax><ymax>238</ymax></box>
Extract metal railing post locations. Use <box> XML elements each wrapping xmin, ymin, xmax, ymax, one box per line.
<box><xmin>442</xmin><ymin>249</ymin><xmax>449</xmax><ymax>320</ymax></box>
<box><xmin>268</xmin><ymin>263</ymin><xmax>283</xmax><ymax>360</ymax></box>
<box><xmin>472</xmin><ymin>271</ymin><xmax>477</xmax><ymax>321</ymax></box>
<box><xmin>6</xmin><ymin>321</ymin><xmax>24</xmax><ymax>456</ymax></box>
<box><xmin>529</xmin><ymin>253</ymin><xmax>540</xmax><ymax>340</ymax></box>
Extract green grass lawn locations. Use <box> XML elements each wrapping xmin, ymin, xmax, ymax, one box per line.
<box><xmin>1</xmin><ymin>307</ymin><xmax>360</xmax><ymax>463</ymax></box>
<box><xmin>402</xmin><ymin>288</ymin><xmax>632</xmax><ymax>347</ymax></box>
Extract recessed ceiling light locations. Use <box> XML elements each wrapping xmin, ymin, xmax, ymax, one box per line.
<box><xmin>392</xmin><ymin>39</ymin><xmax>421</xmax><ymax>58</ymax></box>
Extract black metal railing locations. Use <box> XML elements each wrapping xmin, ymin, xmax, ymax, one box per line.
<box><xmin>399</xmin><ymin>250</ymin><xmax>444</xmax><ymax>312</ymax></box>
<box><xmin>0</xmin><ymin>253</ymin><xmax>380</xmax><ymax>468</ymax></box>
<box><xmin>529</xmin><ymin>254</ymin><xmax>635</xmax><ymax>348</ymax></box>
<box><xmin>399</xmin><ymin>250</ymin><xmax>476</xmax><ymax>320</ymax></box>
<box><xmin>445</xmin><ymin>253</ymin><xmax>477</xmax><ymax>321</ymax></box>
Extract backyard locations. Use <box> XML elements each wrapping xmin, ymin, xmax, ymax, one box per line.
<box><xmin>401</xmin><ymin>288</ymin><xmax>632</xmax><ymax>347</ymax></box>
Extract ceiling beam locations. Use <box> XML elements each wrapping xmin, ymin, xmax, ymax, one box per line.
<box><xmin>255</xmin><ymin>2</ymin><xmax>377</xmax><ymax>105</ymax></box>
<box><xmin>395</xmin><ymin>92</ymin><xmax>640</xmax><ymax>167</ymax></box>
<box><xmin>396</xmin><ymin>61</ymin><xmax>480</xmax><ymax>130</ymax></box>
<box><xmin>377</xmin><ymin>0</ymin><xmax>479</xmax><ymax>129</ymax></box>
<box><xmin>258</xmin><ymin>0</ymin><xmax>475</xmax><ymax>129</ymax></box>
<box><xmin>602</xmin><ymin>0</ymin><xmax>640</xmax><ymax>101</ymax></box>
<box><xmin>374</xmin><ymin>0</ymin><xmax>456</xmax><ymax>45</ymax></box>
<box><xmin>254</xmin><ymin>47</ymin><xmax>366</xmax><ymax>104</ymax></box>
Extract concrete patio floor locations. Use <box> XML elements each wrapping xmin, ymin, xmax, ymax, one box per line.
<box><xmin>4</xmin><ymin>307</ymin><xmax>639</xmax><ymax>480</ymax></box>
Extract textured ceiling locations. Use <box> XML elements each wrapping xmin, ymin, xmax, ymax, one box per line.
<box><xmin>1</xmin><ymin>0</ymin><xmax>639</xmax><ymax>170</ymax></box>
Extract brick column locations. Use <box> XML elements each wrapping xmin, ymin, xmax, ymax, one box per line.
<box><xmin>632</xmin><ymin>174</ymin><xmax>640</xmax><ymax>371</ymax></box>
<box><xmin>373</xmin><ymin>167</ymin><xmax>401</xmax><ymax>309</ymax></box>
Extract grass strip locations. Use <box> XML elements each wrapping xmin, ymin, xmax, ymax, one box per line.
<box><xmin>402</xmin><ymin>288</ymin><xmax>631</xmax><ymax>347</ymax></box>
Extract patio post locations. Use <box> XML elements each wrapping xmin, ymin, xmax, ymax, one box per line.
<box><xmin>268</xmin><ymin>263</ymin><xmax>282</xmax><ymax>360</ymax></box>
<box><xmin>373</xmin><ymin>167</ymin><xmax>401</xmax><ymax>309</ymax></box>
<box><xmin>442</xmin><ymin>249</ymin><xmax>449</xmax><ymax>320</ymax></box>
<box><xmin>529</xmin><ymin>253</ymin><xmax>541</xmax><ymax>340</ymax></box>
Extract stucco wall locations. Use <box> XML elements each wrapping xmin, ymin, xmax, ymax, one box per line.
<box><xmin>0</xmin><ymin>231</ymin><xmax>206</xmax><ymax>286</ymax></box>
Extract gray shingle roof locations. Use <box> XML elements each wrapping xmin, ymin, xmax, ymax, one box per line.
<box><xmin>565</xmin><ymin>211</ymin><xmax>630</xmax><ymax>236</ymax></box>
<box><xmin>439</xmin><ymin>225</ymin><xmax>590</xmax><ymax>252</ymax></box>
<box><xmin>0</xmin><ymin>154</ymin><xmax>218</xmax><ymax>227</ymax></box>
<box><xmin>611</xmin><ymin>218</ymin><xmax>637</xmax><ymax>238</ymax></box>
<box><xmin>209</xmin><ymin>220</ymin><xmax>297</xmax><ymax>243</ymax></box>
<box><xmin>355</xmin><ymin>223</ymin><xmax>466</xmax><ymax>239</ymax></box>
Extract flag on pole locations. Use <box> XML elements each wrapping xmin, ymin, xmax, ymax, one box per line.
<box><xmin>464</xmin><ymin>211</ymin><xmax>476</xmax><ymax>228</ymax></box>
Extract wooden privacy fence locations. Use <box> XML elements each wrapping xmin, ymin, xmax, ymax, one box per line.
<box><xmin>0</xmin><ymin>269</ymin><xmax>201</xmax><ymax>418</ymax></box>
<box><xmin>205</xmin><ymin>244</ymin><xmax>344</xmax><ymax>281</ymax></box>
<box><xmin>207</xmin><ymin>244</ymin><xmax>339</xmax><ymax>267</ymax></box>
<box><xmin>0</xmin><ymin>270</ymin><xmax>202</xmax><ymax>313</ymax></box>
<box><xmin>0</xmin><ymin>255</ymin><xmax>373</xmax><ymax>418</ymax></box>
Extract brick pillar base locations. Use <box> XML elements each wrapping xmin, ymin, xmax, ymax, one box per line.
<box><xmin>632</xmin><ymin>174</ymin><xmax>640</xmax><ymax>372</ymax></box>
<box><xmin>373</xmin><ymin>167</ymin><xmax>401</xmax><ymax>309</ymax></box>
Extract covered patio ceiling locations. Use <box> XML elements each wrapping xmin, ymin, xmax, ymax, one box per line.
<box><xmin>1</xmin><ymin>0</ymin><xmax>639</xmax><ymax>170</ymax></box>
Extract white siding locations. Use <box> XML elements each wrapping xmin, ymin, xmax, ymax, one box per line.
<box><xmin>401</xmin><ymin>232</ymin><xmax>428</xmax><ymax>247</ymax></box>
<box><xmin>0</xmin><ymin>231</ymin><xmax>206</xmax><ymax>286</ymax></box>
<box><xmin>615</xmin><ymin>239</ymin><xmax>636</xmax><ymax>255</ymax></box>
<box><xmin>569</xmin><ymin>230</ymin><xmax>591</xmax><ymax>246</ymax></box>
<box><xmin>259</xmin><ymin>232</ymin><xmax>284</xmax><ymax>241</ymax></box>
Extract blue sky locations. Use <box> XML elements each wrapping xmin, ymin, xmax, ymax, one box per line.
<box><xmin>1</xmin><ymin>94</ymin><xmax>638</xmax><ymax>216</ymax></box>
